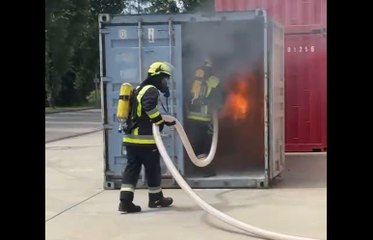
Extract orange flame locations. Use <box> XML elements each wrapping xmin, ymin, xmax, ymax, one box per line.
<box><xmin>222</xmin><ymin>74</ymin><xmax>251</xmax><ymax>120</ymax></box>
<box><xmin>226</xmin><ymin>94</ymin><xmax>249</xmax><ymax>120</ymax></box>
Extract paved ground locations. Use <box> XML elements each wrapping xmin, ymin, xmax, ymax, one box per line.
<box><xmin>45</xmin><ymin>109</ymin><xmax>102</xmax><ymax>142</ymax></box>
<box><xmin>46</xmin><ymin>129</ymin><xmax>326</xmax><ymax>240</ymax></box>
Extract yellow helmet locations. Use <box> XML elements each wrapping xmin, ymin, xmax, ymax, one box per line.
<box><xmin>147</xmin><ymin>61</ymin><xmax>173</xmax><ymax>77</ymax></box>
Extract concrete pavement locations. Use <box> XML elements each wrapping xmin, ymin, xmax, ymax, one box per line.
<box><xmin>45</xmin><ymin>109</ymin><xmax>102</xmax><ymax>142</ymax></box>
<box><xmin>46</xmin><ymin>130</ymin><xmax>326</xmax><ymax>240</ymax></box>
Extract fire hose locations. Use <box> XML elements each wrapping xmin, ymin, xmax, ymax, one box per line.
<box><xmin>152</xmin><ymin>114</ymin><xmax>320</xmax><ymax>240</ymax></box>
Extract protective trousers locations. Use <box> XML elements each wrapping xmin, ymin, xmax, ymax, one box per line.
<box><xmin>122</xmin><ymin>145</ymin><xmax>161</xmax><ymax>187</ymax></box>
<box><xmin>120</xmin><ymin>145</ymin><xmax>162</xmax><ymax>202</ymax></box>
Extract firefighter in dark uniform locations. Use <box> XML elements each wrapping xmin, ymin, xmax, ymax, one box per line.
<box><xmin>118</xmin><ymin>61</ymin><xmax>176</xmax><ymax>213</ymax></box>
<box><xmin>186</xmin><ymin>56</ymin><xmax>223</xmax><ymax>177</ymax></box>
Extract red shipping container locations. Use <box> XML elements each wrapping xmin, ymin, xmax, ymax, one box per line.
<box><xmin>284</xmin><ymin>0</ymin><xmax>326</xmax><ymax>28</ymax></box>
<box><xmin>214</xmin><ymin>0</ymin><xmax>327</xmax><ymax>29</ymax></box>
<box><xmin>285</xmin><ymin>32</ymin><xmax>326</xmax><ymax>152</ymax></box>
<box><xmin>215</xmin><ymin>0</ymin><xmax>327</xmax><ymax>152</ymax></box>
<box><xmin>215</xmin><ymin>0</ymin><xmax>286</xmax><ymax>25</ymax></box>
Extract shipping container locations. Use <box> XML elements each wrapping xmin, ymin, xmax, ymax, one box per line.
<box><xmin>99</xmin><ymin>10</ymin><xmax>285</xmax><ymax>189</ymax></box>
<box><xmin>215</xmin><ymin>0</ymin><xmax>327</xmax><ymax>28</ymax></box>
<box><xmin>285</xmin><ymin>32</ymin><xmax>326</xmax><ymax>152</ymax></box>
<box><xmin>215</xmin><ymin>0</ymin><xmax>286</xmax><ymax>25</ymax></box>
<box><xmin>284</xmin><ymin>0</ymin><xmax>326</xmax><ymax>30</ymax></box>
<box><xmin>215</xmin><ymin>0</ymin><xmax>327</xmax><ymax>152</ymax></box>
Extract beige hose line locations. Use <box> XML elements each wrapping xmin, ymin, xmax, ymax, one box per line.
<box><xmin>153</xmin><ymin>115</ymin><xmax>319</xmax><ymax>240</ymax></box>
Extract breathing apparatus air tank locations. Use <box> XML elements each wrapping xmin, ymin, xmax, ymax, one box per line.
<box><xmin>116</xmin><ymin>83</ymin><xmax>134</xmax><ymax>132</ymax></box>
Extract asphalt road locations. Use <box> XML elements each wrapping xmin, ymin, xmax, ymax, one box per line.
<box><xmin>45</xmin><ymin>109</ymin><xmax>102</xmax><ymax>143</ymax></box>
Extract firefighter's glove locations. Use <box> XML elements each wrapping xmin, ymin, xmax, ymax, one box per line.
<box><xmin>164</xmin><ymin>121</ymin><xmax>176</xmax><ymax>126</ymax></box>
<box><xmin>158</xmin><ymin>120</ymin><xmax>175</xmax><ymax>133</ymax></box>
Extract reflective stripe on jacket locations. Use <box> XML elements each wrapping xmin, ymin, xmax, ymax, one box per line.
<box><xmin>123</xmin><ymin>85</ymin><xmax>164</xmax><ymax>146</ymax></box>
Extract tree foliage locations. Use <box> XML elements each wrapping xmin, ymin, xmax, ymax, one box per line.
<box><xmin>146</xmin><ymin>0</ymin><xmax>179</xmax><ymax>13</ymax></box>
<box><xmin>141</xmin><ymin>0</ymin><xmax>211</xmax><ymax>14</ymax></box>
<box><xmin>182</xmin><ymin>0</ymin><xmax>214</xmax><ymax>12</ymax></box>
<box><xmin>45</xmin><ymin>0</ymin><xmax>208</xmax><ymax>107</ymax></box>
<box><xmin>45</xmin><ymin>0</ymin><xmax>126</xmax><ymax>107</ymax></box>
<box><xmin>91</xmin><ymin>0</ymin><xmax>126</xmax><ymax>15</ymax></box>
<box><xmin>45</xmin><ymin>0</ymin><xmax>91</xmax><ymax>107</ymax></box>
<box><xmin>45</xmin><ymin>0</ymin><xmax>75</xmax><ymax>107</ymax></box>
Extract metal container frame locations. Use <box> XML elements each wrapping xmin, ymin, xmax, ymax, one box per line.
<box><xmin>99</xmin><ymin>10</ymin><xmax>285</xmax><ymax>189</ymax></box>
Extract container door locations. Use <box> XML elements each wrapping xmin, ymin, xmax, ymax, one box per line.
<box><xmin>284</xmin><ymin>32</ymin><xmax>326</xmax><ymax>152</ymax></box>
<box><xmin>101</xmin><ymin>22</ymin><xmax>183</xmax><ymax>188</ymax></box>
<box><xmin>101</xmin><ymin>25</ymin><xmax>141</xmax><ymax>187</ymax></box>
<box><xmin>140</xmin><ymin>24</ymin><xmax>184</xmax><ymax>179</ymax></box>
<box><xmin>268</xmin><ymin>21</ymin><xmax>285</xmax><ymax>179</ymax></box>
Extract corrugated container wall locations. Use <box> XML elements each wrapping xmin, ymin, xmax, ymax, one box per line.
<box><xmin>215</xmin><ymin>0</ymin><xmax>286</xmax><ymax>25</ymax></box>
<box><xmin>215</xmin><ymin>0</ymin><xmax>326</xmax><ymax>29</ymax></box>
<box><xmin>215</xmin><ymin>0</ymin><xmax>327</xmax><ymax>152</ymax></box>
<box><xmin>285</xmin><ymin>33</ymin><xmax>326</xmax><ymax>152</ymax></box>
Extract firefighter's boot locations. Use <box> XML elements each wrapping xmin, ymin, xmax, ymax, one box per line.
<box><xmin>119</xmin><ymin>191</ymin><xmax>141</xmax><ymax>213</ymax></box>
<box><xmin>148</xmin><ymin>191</ymin><xmax>173</xmax><ymax>208</ymax></box>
